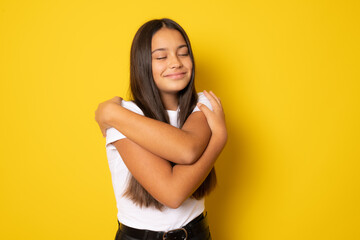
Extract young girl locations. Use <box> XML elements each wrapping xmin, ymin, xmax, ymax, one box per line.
<box><xmin>95</xmin><ymin>18</ymin><xmax>227</xmax><ymax>240</ymax></box>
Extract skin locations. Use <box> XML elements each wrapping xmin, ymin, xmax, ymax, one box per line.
<box><xmin>114</xmin><ymin>91</ymin><xmax>227</xmax><ymax>208</ymax></box>
<box><xmin>106</xmin><ymin>108</ymin><xmax>211</xmax><ymax>164</ymax></box>
<box><xmin>151</xmin><ymin>28</ymin><xmax>193</xmax><ymax>110</ymax></box>
<box><xmin>95</xmin><ymin>27</ymin><xmax>211</xmax><ymax>164</ymax></box>
<box><xmin>95</xmin><ymin>27</ymin><xmax>227</xmax><ymax>208</ymax></box>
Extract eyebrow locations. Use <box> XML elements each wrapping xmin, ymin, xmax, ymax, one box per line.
<box><xmin>151</xmin><ymin>44</ymin><xmax>188</xmax><ymax>54</ymax></box>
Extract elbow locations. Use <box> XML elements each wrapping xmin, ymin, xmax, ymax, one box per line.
<box><xmin>178</xmin><ymin>145</ymin><xmax>199</xmax><ymax>165</ymax></box>
<box><xmin>179</xmin><ymin>153</ymin><xmax>197</xmax><ymax>165</ymax></box>
<box><xmin>161</xmin><ymin>191</ymin><xmax>187</xmax><ymax>209</ymax></box>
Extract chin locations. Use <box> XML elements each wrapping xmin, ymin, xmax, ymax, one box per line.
<box><xmin>162</xmin><ymin>86</ymin><xmax>188</xmax><ymax>95</ymax></box>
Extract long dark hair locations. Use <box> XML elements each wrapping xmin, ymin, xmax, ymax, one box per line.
<box><xmin>124</xmin><ymin>18</ymin><xmax>216</xmax><ymax>210</ymax></box>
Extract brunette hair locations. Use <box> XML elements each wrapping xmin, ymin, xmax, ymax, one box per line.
<box><xmin>124</xmin><ymin>18</ymin><xmax>216</xmax><ymax>210</ymax></box>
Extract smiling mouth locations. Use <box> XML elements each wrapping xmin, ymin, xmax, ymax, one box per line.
<box><xmin>164</xmin><ymin>72</ymin><xmax>187</xmax><ymax>79</ymax></box>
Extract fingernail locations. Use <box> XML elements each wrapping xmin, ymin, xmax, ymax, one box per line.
<box><xmin>197</xmin><ymin>103</ymin><xmax>202</xmax><ymax>107</ymax></box>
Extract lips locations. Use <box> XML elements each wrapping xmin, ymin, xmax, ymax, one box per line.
<box><xmin>164</xmin><ymin>72</ymin><xmax>187</xmax><ymax>79</ymax></box>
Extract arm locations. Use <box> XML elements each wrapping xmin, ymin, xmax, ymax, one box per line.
<box><xmin>112</xmin><ymin>91</ymin><xmax>227</xmax><ymax>208</ymax></box>
<box><xmin>114</xmin><ymin>135</ymin><xmax>224</xmax><ymax>209</ymax></box>
<box><xmin>95</xmin><ymin>92</ymin><xmax>213</xmax><ymax>164</ymax></box>
<box><xmin>109</xmin><ymin>107</ymin><xmax>211</xmax><ymax>165</ymax></box>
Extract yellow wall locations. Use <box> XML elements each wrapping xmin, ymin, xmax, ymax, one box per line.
<box><xmin>1</xmin><ymin>0</ymin><xmax>359</xmax><ymax>239</ymax></box>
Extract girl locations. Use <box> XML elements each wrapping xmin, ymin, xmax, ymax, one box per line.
<box><xmin>95</xmin><ymin>18</ymin><xmax>227</xmax><ymax>240</ymax></box>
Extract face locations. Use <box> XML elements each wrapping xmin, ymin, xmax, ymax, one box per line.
<box><xmin>151</xmin><ymin>27</ymin><xmax>193</xmax><ymax>97</ymax></box>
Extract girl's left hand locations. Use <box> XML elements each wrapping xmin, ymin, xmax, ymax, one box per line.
<box><xmin>197</xmin><ymin>90</ymin><xmax>227</xmax><ymax>145</ymax></box>
<box><xmin>95</xmin><ymin>96</ymin><xmax>122</xmax><ymax>137</ymax></box>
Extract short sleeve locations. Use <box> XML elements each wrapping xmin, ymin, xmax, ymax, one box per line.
<box><xmin>105</xmin><ymin>100</ymin><xmax>144</xmax><ymax>148</ymax></box>
<box><xmin>192</xmin><ymin>92</ymin><xmax>213</xmax><ymax>113</ymax></box>
<box><xmin>105</xmin><ymin>127</ymin><xmax>125</xmax><ymax>148</ymax></box>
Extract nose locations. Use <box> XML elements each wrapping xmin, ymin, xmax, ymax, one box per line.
<box><xmin>169</xmin><ymin>55</ymin><xmax>183</xmax><ymax>69</ymax></box>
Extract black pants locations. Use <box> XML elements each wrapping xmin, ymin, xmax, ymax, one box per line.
<box><xmin>115</xmin><ymin>213</ymin><xmax>212</xmax><ymax>240</ymax></box>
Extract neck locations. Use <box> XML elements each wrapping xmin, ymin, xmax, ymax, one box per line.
<box><xmin>160</xmin><ymin>92</ymin><xmax>179</xmax><ymax>110</ymax></box>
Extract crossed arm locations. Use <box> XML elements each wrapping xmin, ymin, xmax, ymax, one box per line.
<box><xmin>95</xmin><ymin>91</ymin><xmax>227</xmax><ymax>208</ymax></box>
<box><xmin>108</xmin><ymin>109</ymin><xmax>211</xmax><ymax>164</ymax></box>
<box><xmin>114</xmin><ymin>130</ymin><xmax>225</xmax><ymax>208</ymax></box>
<box><xmin>96</xmin><ymin>92</ymin><xmax>213</xmax><ymax>165</ymax></box>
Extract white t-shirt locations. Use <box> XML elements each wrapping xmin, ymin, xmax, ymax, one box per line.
<box><xmin>105</xmin><ymin>92</ymin><xmax>212</xmax><ymax>231</ymax></box>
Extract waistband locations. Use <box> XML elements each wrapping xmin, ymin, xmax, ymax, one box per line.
<box><xmin>117</xmin><ymin>212</ymin><xmax>209</xmax><ymax>240</ymax></box>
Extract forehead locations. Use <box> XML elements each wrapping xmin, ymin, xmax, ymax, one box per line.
<box><xmin>151</xmin><ymin>28</ymin><xmax>187</xmax><ymax>50</ymax></box>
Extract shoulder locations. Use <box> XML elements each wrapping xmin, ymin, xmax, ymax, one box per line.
<box><xmin>192</xmin><ymin>92</ymin><xmax>213</xmax><ymax>113</ymax></box>
<box><xmin>197</xmin><ymin>92</ymin><xmax>210</xmax><ymax>104</ymax></box>
<box><xmin>121</xmin><ymin>100</ymin><xmax>144</xmax><ymax>115</ymax></box>
<box><xmin>105</xmin><ymin>100</ymin><xmax>143</xmax><ymax>147</ymax></box>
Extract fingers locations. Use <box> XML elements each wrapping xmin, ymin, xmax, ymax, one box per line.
<box><xmin>197</xmin><ymin>102</ymin><xmax>212</xmax><ymax>118</ymax></box>
<box><xmin>111</xmin><ymin>96</ymin><xmax>123</xmax><ymax>104</ymax></box>
<box><xmin>211</xmin><ymin>91</ymin><xmax>223</xmax><ymax>111</ymax></box>
<box><xmin>209</xmin><ymin>91</ymin><xmax>221</xmax><ymax>106</ymax></box>
<box><xmin>203</xmin><ymin>90</ymin><xmax>222</xmax><ymax>111</ymax></box>
<box><xmin>203</xmin><ymin>90</ymin><xmax>217</xmax><ymax>109</ymax></box>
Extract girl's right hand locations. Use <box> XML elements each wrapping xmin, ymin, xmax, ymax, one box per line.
<box><xmin>197</xmin><ymin>90</ymin><xmax>227</xmax><ymax>145</ymax></box>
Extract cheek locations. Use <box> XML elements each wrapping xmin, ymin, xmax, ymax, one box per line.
<box><xmin>152</xmin><ymin>62</ymin><xmax>164</xmax><ymax>78</ymax></box>
<box><xmin>184</xmin><ymin>58</ymin><xmax>193</xmax><ymax>70</ymax></box>
<box><xmin>151</xmin><ymin>65</ymin><xmax>160</xmax><ymax>82</ymax></box>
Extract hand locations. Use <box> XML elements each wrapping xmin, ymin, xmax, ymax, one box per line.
<box><xmin>197</xmin><ymin>90</ymin><xmax>227</xmax><ymax>144</ymax></box>
<box><xmin>95</xmin><ymin>96</ymin><xmax>122</xmax><ymax>137</ymax></box>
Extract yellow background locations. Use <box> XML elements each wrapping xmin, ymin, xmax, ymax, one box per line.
<box><xmin>1</xmin><ymin>0</ymin><xmax>359</xmax><ymax>239</ymax></box>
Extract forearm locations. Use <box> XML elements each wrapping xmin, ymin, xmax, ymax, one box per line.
<box><xmin>168</xmin><ymin>136</ymin><xmax>226</xmax><ymax>206</ymax></box>
<box><xmin>108</xmin><ymin>104</ymin><xmax>211</xmax><ymax>164</ymax></box>
<box><xmin>117</xmin><ymin>134</ymin><xmax>226</xmax><ymax>208</ymax></box>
